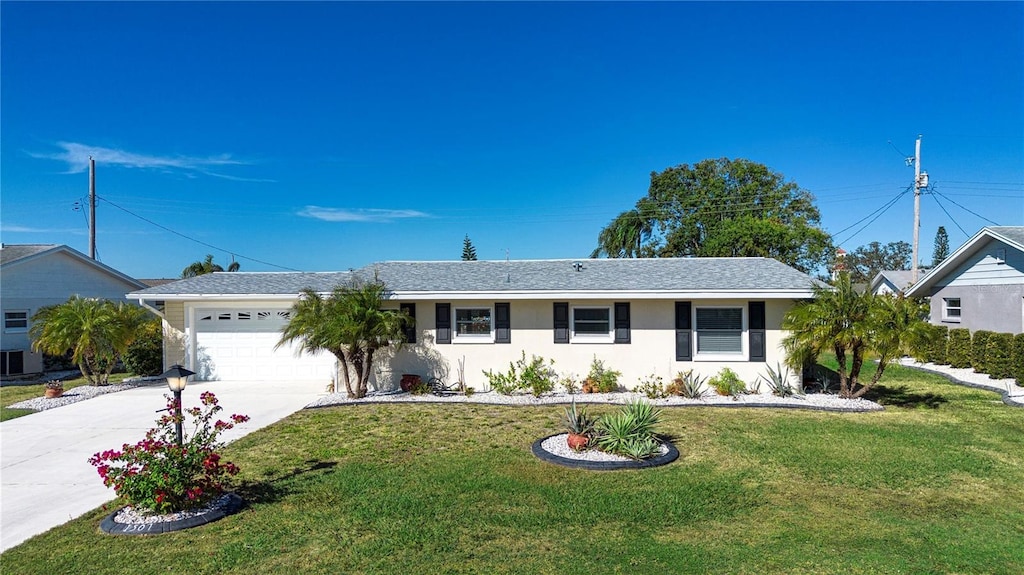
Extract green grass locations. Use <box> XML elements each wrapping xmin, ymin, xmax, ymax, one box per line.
<box><xmin>0</xmin><ymin>372</ymin><xmax>131</xmax><ymax>421</ymax></box>
<box><xmin>3</xmin><ymin>364</ymin><xmax>1023</xmax><ymax>574</ymax></box>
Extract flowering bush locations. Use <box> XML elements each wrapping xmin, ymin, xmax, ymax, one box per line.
<box><xmin>89</xmin><ymin>391</ymin><xmax>249</xmax><ymax>514</ymax></box>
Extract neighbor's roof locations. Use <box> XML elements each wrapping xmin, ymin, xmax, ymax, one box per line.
<box><xmin>870</xmin><ymin>269</ymin><xmax>920</xmax><ymax>293</ymax></box>
<box><xmin>129</xmin><ymin>257</ymin><xmax>820</xmax><ymax>301</ymax></box>
<box><xmin>1</xmin><ymin>243</ymin><xmax>147</xmax><ymax>289</ymax></box>
<box><xmin>906</xmin><ymin>226</ymin><xmax>1024</xmax><ymax>297</ymax></box>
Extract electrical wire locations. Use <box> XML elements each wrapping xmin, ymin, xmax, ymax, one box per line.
<box><xmin>829</xmin><ymin>187</ymin><xmax>911</xmax><ymax>246</ymax></box>
<box><xmin>931</xmin><ymin>189</ymin><xmax>1001</xmax><ymax>226</ymax></box>
<box><xmin>96</xmin><ymin>196</ymin><xmax>300</xmax><ymax>271</ymax></box>
<box><xmin>929</xmin><ymin>192</ymin><xmax>971</xmax><ymax>238</ymax></box>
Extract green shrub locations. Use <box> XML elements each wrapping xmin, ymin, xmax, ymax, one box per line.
<box><xmin>947</xmin><ymin>328</ymin><xmax>972</xmax><ymax>368</ymax></box>
<box><xmin>928</xmin><ymin>325</ymin><xmax>949</xmax><ymax>364</ymax></box>
<box><xmin>559</xmin><ymin>374</ymin><xmax>580</xmax><ymax>394</ymax></box>
<box><xmin>482</xmin><ymin>351</ymin><xmax>556</xmax><ymax>396</ymax></box>
<box><xmin>971</xmin><ymin>330</ymin><xmax>994</xmax><ymax>374</ymax></box>
<box><xmin>123</xmin><ymin>318</ymin><xmax>164</xmax><ymax>376</ymax></box>
<box><xmin>585</xmin><ymin>357</ymin><xmax>621</xmax><ymax>393</ymax></box>
<box><xmin>986</xmin><ymin>333</ymin><xmax>1014</xmax><ymax>380</ymax></box>
<box><xmin>709</xmin><ymin>367</ymin><xmax>745</xmax><ymax>398</ymax></box>
<box><xmin>636</xmin><ymin>374</ymin><xmax>667</xmax><ymax>399</ymax></box>
<box><xmin>667</xmin><ymin>370</ymin><xmax>707</xmax><ymax>399</ymax></box>
<box><xmin>1012</xmin><ymin>333</ymin><xmax>1024</xmax><ymax>386</ymax></box>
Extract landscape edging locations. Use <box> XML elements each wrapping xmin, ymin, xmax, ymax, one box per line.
<box><xmin>531</xmin><ymin>434</ymin><xmax>679</xmax><ymax>470</ymax></box>
<box><xmin>100</xmin><ymin>493</ymin><xmax>243</xmax><ymax>535</ymax></box>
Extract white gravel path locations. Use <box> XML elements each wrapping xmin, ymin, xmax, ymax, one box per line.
<box><xmin>306</xmin><ymin>388</ymin><xmax>882</xmax><ymax>412</ymax></box>
<box><xmin>5</xmin><ymin>377</ymin><xmax>164</xmax><ymax>412</ymax></box>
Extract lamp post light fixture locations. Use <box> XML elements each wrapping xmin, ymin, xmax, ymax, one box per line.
<box><xmin>160</xmin><ymin>364</ymin><xmax>195</xmax><ymax>447</ymax></box>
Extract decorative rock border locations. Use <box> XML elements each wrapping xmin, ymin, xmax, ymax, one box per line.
<box><xmin>531</xmin><ymin>434</ymin><xmax>679</xmax><ymax>470</ymax></box>
<box><xmin>100</xmin><ymin>493</ymin><xmax>243</xmax><ymax>535</ymax></box>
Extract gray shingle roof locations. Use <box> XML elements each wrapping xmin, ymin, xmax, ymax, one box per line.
<box><xmin>130</xmin><ymin>258</ymin><xmax>819</xmax><ymax>298</ymax></box>
<box><xmin>989</xmin><ymin>226</ymin><xmax>1024</xmax><ymax>249</ymax></box>
<box><xmin>0</xmin><ymin>244</ymin><xmax>60</xmax><ymax>266</ymax></box>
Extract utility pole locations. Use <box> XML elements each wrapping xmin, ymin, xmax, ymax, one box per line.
<box><xmin>88</xmin><ymin>154</ymin><xmax>96</xmax><ymax>257</ymax></box>
<box><xmin>911</xmin><ymin>135</ymin><xmax>928</xmax><ymax>284</ymax></box>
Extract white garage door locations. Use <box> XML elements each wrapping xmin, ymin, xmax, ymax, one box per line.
<box><xmin>194</xmin><ymin>308</ymin><xmax>336</xmax><ymax>382</ymax></box>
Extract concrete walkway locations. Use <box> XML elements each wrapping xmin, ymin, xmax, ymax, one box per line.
<box><xmin>1</xmin><ymin>379</ymin><xmax>325</xmax><ymax>553</ymax></box>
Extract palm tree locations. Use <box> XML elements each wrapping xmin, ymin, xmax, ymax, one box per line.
<box><xmin>781</xmin><ymin>275</ymin><xmax>932</xmax><ymax>398</ymax></box>
<box><xmin>277</xmin><ymin>280</ymin><xmax>411</xmax><ymax>398</ymax></box>
<box><xmin>590</xmin><ymin>209</ymin><xmax>652</xmax><ymax>258</ymax></box>
<box><xmin>181</xmin><ymin>254</ymin><xmax>240</xmax><ymax>278</ymax></box>
<box><xmin>30</xmin><ymin>297</ymin><xmax>153</xmax><ymax>385</ymax></box>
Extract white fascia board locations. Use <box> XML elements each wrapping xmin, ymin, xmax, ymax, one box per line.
<box><xmin>134</xmin><ymin>293</ymin><xmax>302</xmax><ymax>302</ymax></box>
<box><xmin>905</xmin><ymin>227</ymin><xmax>991</xmax><ymax>297</ymax></box>
<box><xmin>384</xmin><ymin>289</ymin><xmax>816</xmax><ymax>301</ymax></box>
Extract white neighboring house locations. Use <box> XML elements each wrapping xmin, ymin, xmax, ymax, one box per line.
<box><xmin>905</xmin><ymin>226</ymin><xmax>1024</xmax><ymax>335</ymax></box>
<box><xmin>128</xmin><ymin>257</ymin><xmax>820</xmax><ymax>390</ymax></box>
<box><xmin>0</xmin><ymin>244</ymin><xmax>147</xmax><ymax>376</ymax></box>
<box><xmin>870</xmin><ymin>270</ymin><xmax>920</xmax><ymax>296</ymax></box>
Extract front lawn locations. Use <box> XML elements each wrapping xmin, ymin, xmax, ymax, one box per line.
<box><xmin>3</xmin><ymin>363</ymin><xmax>1022</xmax><ymax>574</ymax></box>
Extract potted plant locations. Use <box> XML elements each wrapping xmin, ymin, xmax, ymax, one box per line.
<box><xmin>44</xmin><ymin>380</ymin><xmax>64</xmax><ymax>398</ymax></box>
<box><xmin>561</xmin><ymin>399</ymin><xmax>595</xmax><ymax>451</ymax></box>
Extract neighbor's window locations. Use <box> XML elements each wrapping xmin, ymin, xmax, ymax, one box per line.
<box><xmin>454</xmin><ymin>307</ymin><xmax>492</xmax><ymax>341</ymax></box>
<box><xmin>571</xmin><ymin>306</ymin><xmax>612</xmax><ymax>342</ymax></box>
<box><xmin>695</xmin><ymin>307</ymin><xmax>743</xmax><ymax>356</ymax></box>
<box><xmin>4</xmin><ymin>311</ymin><xmax>28</xmax><ymax>332</ymax></box>
<box><xmin>943</xmin><ymin>298</ymin><xmax>961</xmax><ymax>321</ymax></box>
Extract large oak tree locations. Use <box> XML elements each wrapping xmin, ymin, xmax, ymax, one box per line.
<box><xmin>592</xmin><ymin>158</ymin><xmax>832</xmax><ymax>274</ymax></box>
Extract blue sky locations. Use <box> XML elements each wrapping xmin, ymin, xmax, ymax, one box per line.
<box><xmin>2</xmin><ymin>1</ymin><xmax>1021</xmax><ymax>279</ymax></box>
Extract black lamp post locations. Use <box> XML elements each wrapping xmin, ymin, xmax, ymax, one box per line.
<box><xmin>160</xmin><ymin>364</ymin><xmax>195</xmax><ymax>447</ymax></box>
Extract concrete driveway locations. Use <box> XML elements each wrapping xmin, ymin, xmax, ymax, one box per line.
<box><xmin>1</xmin><ymin>379</ymin><xmax>325</xmax><ymax>553</ymax></box>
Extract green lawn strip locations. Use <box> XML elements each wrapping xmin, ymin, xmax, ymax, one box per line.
<box><xmin>3</xmin><ymin>370</ymin><xmax>1023</xmax><ymax>574</ymax></box>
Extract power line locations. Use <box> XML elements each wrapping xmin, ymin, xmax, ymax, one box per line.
<box><xmin>830</xmin><ymin>187</ymin><xmax>911</xmax><ymax>246</ymax></box>
<box><xmin>931</xmin><ymin>189</ymin><xmax>1001</xmax><ymax>226</ymax></box>
<box><xmin>929</xmin><ymin>192</ymin><xmax>970</xmax><ymax>238</ymax></box>
<box><xmin>96</xmin><ymin>195</ymin><xmax>300</xmax><ymax>271</ymax></box>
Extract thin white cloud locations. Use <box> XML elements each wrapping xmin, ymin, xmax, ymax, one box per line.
<box><xmin>298</xmin><ymin>206</ymin><xmax>431</xmax><ymax>223</ymax></box>
<box><xmin>28</xmin><ymin>141</ymin><xmax>253</xmax><ymax>177</ymax></box>
<box><xmin>0</xmin><ymin>224</ymin><xmax>86</xmax><ymax>234</ymax></box>
<box><xmin>204</xmin><ymin>171</ymin><xmax>277</xmax><ymax>183</ymax></box>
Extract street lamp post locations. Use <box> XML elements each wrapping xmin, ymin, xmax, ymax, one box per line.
<box><xmin>160</xmin><ymin>364</ymin><xmax>195</xmax><ymax>447</ymax></box>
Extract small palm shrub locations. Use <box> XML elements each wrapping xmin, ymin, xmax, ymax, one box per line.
<box><xmin>594</xmin><ymin>400</ymin><xmax>663</xmax><ymax>460</ymax></box>
<box><xmin>986</xmin><ymin>333</ymin><xmax>1014</xmax><ymax>380</ymax></box>
<box><xmin>709</xmin><ymin>367</ymin><xmax>746</xmax><ymax>398</ymax></box>
<box><xmin>667</xmin><ymin>370</ymin><xmax>707</xmax><ymax>399</ymax></box>
<box><xmin>971</xmin><ymin>330</ymin><xmax>994</xmax><ymax>374</ymax></box>
<box><xmin>1012</xmin><ymin>333</ymin><xmax>1024</xmax><ymax>386</ymax></box>
<box><xmin>947</xmin><ymin>328</ymin><xmax>972</xmax><ymax>368</ymax></box>
<box><xmin>636</xmin><ymin>374</ymin><xmax>667</xmax><ymax>399</ymax></box>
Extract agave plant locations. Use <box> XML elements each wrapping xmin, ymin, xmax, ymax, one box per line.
<box><xmin>562</xmin><ymin>399</ymin><xmax>595</xmax><ymax>436</ymax></box>
<box><xmin>670</xmin><ymin>370</ymin><xmax>707</xmax><ymax>399</ymax></box>
<box><xmin>594</xmin><ymin>400</ymin><xmax>663</xmax><ymax>459</ymax></box>
<box><xmin>759</xmin><ymin>362</ymin><xmax>803</xmax><ymax>398</ymax></box>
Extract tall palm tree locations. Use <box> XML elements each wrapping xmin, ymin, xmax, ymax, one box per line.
<box><xmin>277</xmin><ymin>280</ymin><xmax>411</xmax><ymax>398</ymax></box>
<box><xmin>590</xmin><ymin>209</ymin><xmax>652</xmax><ymax>258</ymax></box>
<box><xmin>30</xmin><ymin>297</ymin><xmax>153</xmax><ymax>385</ymax></box>
<box><xmin>181</xmin><ymin>254</ymin><xmax>240</xmax><ymax>278</ymax></box>
<box><xmin>781</xmin><ymin>275</ymin><xmax>932</xmax><ymax>398</ymax></box>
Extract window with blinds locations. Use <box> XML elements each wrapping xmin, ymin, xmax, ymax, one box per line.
<box><xmin>695</xmin><ymin>307</ymin><xmax>743</xmax><ymax>354</ymax></box>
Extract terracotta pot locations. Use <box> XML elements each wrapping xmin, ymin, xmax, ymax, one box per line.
<box><xmin>566</xmin><ymin>433</ymin><xmax>589</xmax><ymax>451</ymax></box>
<box><xmin>44</xmin><ymin>388</ymin><xmax>63</xmax><ymax>399</ymax></box>
<box><xmin>400</xmin><ymin>374</ymin><xmax>421</xmax><ymax>392</ymax></box>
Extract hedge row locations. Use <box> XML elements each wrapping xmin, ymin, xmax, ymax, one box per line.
<box><xmin>928</xmin><ymin>325</ymin><xmax>1024</xmax><ymax>385</ymax></box>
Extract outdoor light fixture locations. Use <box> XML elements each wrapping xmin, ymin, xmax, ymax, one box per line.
<box><xmin>160</xmin><ymin>364</ymin><xmax>195</xmax><ymax>447</ymax></box>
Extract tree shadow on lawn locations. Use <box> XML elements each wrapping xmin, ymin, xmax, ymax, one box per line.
<box><xmin>865</xmin><ymin>384</ymin><xmax>949</xmax><ymax>409</ymax></box>
<box><xmin>234</xmin><ymin>460</ymin><xmax>338</xmax><ymax>505</ymax></box>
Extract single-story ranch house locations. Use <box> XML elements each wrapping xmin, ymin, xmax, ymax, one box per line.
<box><xmin>128</xmin><ymin>257</ymin><xmax>820</xmax><ymax>390</ymax></box>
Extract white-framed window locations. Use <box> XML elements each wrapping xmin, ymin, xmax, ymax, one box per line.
<box><xmin>4</xmin><ymin>310</ymin><xmax>29</xmax><ymax>333</ymax></box>
<box><xmin>571</xmin><ymin>306</ymin><xmax>613</xmax><ymax>343</ymax></box>
<box><xmin>695</xmin><ymin>306</ymin><xmax>744</xmax><ymax>359</ymax></box>
<box><xmin>942</xmin><ymin>298</ymin><xmax>961</xmax><ymax>322</ymax></box>
<box><xmin>454</xmin><ymin>307</ymin><xmax>493</xmax><ymax>342</ymax></box>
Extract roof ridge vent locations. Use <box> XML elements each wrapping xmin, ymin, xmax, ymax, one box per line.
<box><xmin>572</xmin><ymin>261</ymin><xmax>585</xmax><ymax>272</ymax></box>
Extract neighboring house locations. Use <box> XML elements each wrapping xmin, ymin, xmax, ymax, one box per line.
<box><xmin>905</xmin><ymin>226</ymin><xmax>1024</xmax><ymax>335</ymax></box>
<box><xmin>0</xmin><ymin>244</ymin><xmax>148</xmax><ymax>376</ymax></box>
<box><xmin>870</xmin><ymin>270</ymin><xmax>920</xmax><ymax>296</ymax></box>
<box><xmin>128</xmin><ymin>257</ymin><xmax>819</xmax><ymax>390</ymax></box>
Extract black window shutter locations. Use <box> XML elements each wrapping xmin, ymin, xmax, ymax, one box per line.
<box><xmin>495</xmin><ymin>302</ymin><xmax>511</xmax><ymax>344</ymax></box>
<box><xmin>553</xmin><ymin>302</ymin><xmax>569</xmax><ymax>344</ymax></box>
<box><xmin>675</xmin><ymin>301</ymin><xmax>692</xmax><ymax>361</ymax></box>
<box><xmin>435</xmin><ymin>303</ymin><xmax>451</xmax><ymax>344</ymax></box>
<box><xmin>614</xmin><ymin>302</ymin><xmax>630</xmax><ymax>343</ymax></box>
<box><xmin>400</xmin><ymin>303</ymin><xmax>416</xmax><ymax>344</ymax></box>
<box><xmin>749</xmin><ymin>301</ymin><xmax>766</xmax><ymax>362</ymax></box>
